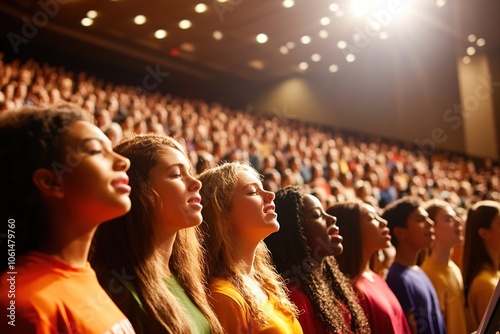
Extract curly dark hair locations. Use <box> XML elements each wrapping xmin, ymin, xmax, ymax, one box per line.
<box><xmin>0</xmin><ymin>103</ymin><xmax>90</xmax><ymax>270</ymax></box>
<box><xmin>265</xmin><ymin>186</ymin><xmax>370</xmax><ymax>333</ymax></box>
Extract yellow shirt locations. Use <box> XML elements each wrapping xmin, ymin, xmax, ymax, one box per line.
<box><xmin>209</xmin><ymin>278</ymin><xmax>303</xmax><ymax>334</ymax></box>
<box><xmin>465</xmin><ymin>268</ymin><xmax>500</xmax><ymax>333</ymax></box>
<box><xmin>421</xmin><ymin>256</ymin><xmax>467</xmax><ymax>334</ymax></box>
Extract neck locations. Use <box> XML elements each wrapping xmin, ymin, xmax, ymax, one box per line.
<box><xmin>429</xmin><ymin>242</ymin><xmax>452</xmax><ymax>264</ymax></box>
<box><xmin>485</xmin><ymin>244</ymin><xmax>500</xmax><ymax>271</ymax></box>
<box><xmin>157</xmin><ymin>232</ymin><xmax>177</xmax><ymax>277</ymax></box>
<box><xmin>40</xmin><ymin>219</ymin><xmax>96</xmax><ymax>268</ymax></box>
<box><xmin>394</xmin><ymin>245</ymin><xmax>420</xmax><ymax>267</ymax></box>
<box><xmin>233</xmin><ymin>236</ymin><xmax>259</xmax><ymax>275</ymax></box>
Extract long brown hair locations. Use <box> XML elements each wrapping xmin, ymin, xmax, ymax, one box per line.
<box><xmin>462</xmin><ymin>200</ymin><xmax>500</xmax><ymax>307</ymax></box>
<box><xmin>91</xmin><ymin>134</ymin><xmax>223</xmax><ymax>334</ymax></box>
<box><xmin>197</xmin><ymin>162</ymin><xmax>298</xmax><ymax>325</ymax></box>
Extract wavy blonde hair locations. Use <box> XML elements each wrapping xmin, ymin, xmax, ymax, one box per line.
<box><xmin>91</xmin><ymin>134</ymin><xmax>223</xmax><ymax>334</ymax></box>
<box><xmin>197</xmin><ymin>162</ymin><xmax>298</xmax><ymax>325</ymax></box>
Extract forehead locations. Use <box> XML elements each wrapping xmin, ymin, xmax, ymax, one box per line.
<box><xmin>436</xmin><ymin>205</ymin><xmax>455</xmax><ymax>217</ymax></box>
<box><xmin>64</xmin><ymin>121</ymin><xmax>109</xmax><ymax>145</ymax></box>
<box><xmin>408</xmin><ymin>206</ymin><xmax>428</xmax><ymax>220</ymax></box>
<box><xmin>236</xmin><ymin>170</ymin><xmax>261</xmax><ymax>186</ymax></box>
<box><xmin>303</xmin><ymin>194</ymin><xmax>322</xmax><ymax>210</ymax></box>
<box><xmin>155</xmin><ymin>146</ymin><xmax>190</xmax><ymax>167</ymax></box>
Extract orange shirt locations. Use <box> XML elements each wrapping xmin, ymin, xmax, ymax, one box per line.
<box><xmin>0</xmin><ymin>252</ymin><xmax>135</xmax><ymax>333</ymax></box>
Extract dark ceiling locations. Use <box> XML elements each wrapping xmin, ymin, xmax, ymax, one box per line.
<box><xmin>1</xmin><ymin>0</ymin><xmax>499</xmax><ymax>87</ymax></box>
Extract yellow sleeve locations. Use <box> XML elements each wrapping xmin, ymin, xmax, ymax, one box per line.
<box><xmin>210</xmin><ymin>289</ymin><xmax>251</xmax><ymax>333</ymax></box>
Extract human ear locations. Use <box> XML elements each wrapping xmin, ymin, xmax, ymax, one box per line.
<box><xmin>32</xmin><ymin>168</ymin><xmax>65</xmax><ymax>199</ymax></box>
<box><xmin>393</xmin><ymin>226</ymin><xmax>405</xmax><ymax>240</ymax></box>
<box><xmin>478</xmin><ymin>227</ymin><xmax>489</xmax><ymax>241</ymax></box>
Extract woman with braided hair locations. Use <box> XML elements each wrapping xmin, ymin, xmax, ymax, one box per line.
<box><xmin>265</xmin><ymin>186</ymin><xmax>370</xmax><ymax>333</ymax></box>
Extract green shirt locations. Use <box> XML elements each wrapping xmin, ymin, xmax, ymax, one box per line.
<box><xmin>165</xmin><ymin>276</ymin><xmax>211</xmax><ymax>334</ymax></box>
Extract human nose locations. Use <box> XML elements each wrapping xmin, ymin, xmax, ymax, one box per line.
<box><xmin>262</xmin><ymin>189</ymin><xmax>275</xmax><ymax>203</ymax></box>
<box><xmin>379</xmin><ymin>216</ymin><xmax>388</xmax><ymax>228</ymax></box>
<box><xmin>326</xmin><ymin>213</ymin><xmax>337</xmax><ymax>227</ymax></box>
<box><xmin>188</xmin><ymin>174</ymin><xmax>202</xmax><ymax>192</ymax></box>
<box><xmin>113</xmin><ymin>152</ymin><xmax>130</xmax><ymax>172</ymax></box>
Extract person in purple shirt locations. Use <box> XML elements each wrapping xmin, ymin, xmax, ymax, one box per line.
<box><xmin>382</xmin><ymin>196</ymin><xmax>447</xmax><ymax>334</ymax></box>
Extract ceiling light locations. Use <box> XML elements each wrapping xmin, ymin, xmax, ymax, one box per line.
<box><xmin>282</xmin><ymin>0</ymin><xmax>295</xmax><ymax>8</ymax></box>
<box><xmin>329</xmin><ymin>3</ymin><xmax>340</xmax><ymax>12</ymax></box>
<box><xmin>87</xmin><ymin>10</ymin><xmax>98</xmax><ymax>19</ymax></box>
<box><xmin>311</xmin><ymin>54</ymin><xmax>321</xmax><ymax>62</ymax></box>
<box><xmin>467</xmin><ymin>34</ymin><xmax>477</xmax><ymax>43</ymax></box>
<box><xmin>299</xmin><ymin>62</ymin><xmax>308</xmax><ymax>70</ymax></box>
<box><xmin>280</xmin><ymin>46</ymin><xmax>289</xmax><ymax>54</ymax></box>
<box><xmin>286</xmin><ymin>41</ymin><xmax>295</xmax><ymax>49</ymax></box>
<box><xmin>300</xmin><ymin>35</ymin><xmax>311</xmax><ymax>44</ymax></box>
<box><xmin>81</xmin><ymin>18</ymin><xmax>93</xmax><ymax>26</ymax></box>
<box><xmin>337</xmin><ymin>40</ymin><xmax>347</xmax><ymax>49</ymax></box>
<box><xmin>462</xmin><ymin>56</ymin><xmax>471</xmax><ymax>64</ymax></box>
<box><xmin>134</xmin><ymin>15</ymin><xmax>146</xmax><ymax>25</ymax></box>
<box><xmin>181</xmin><ymin>43</ymin><xmax>195</xmax><ymax>52</ymax></box>
<box><xmin>466</xmin><ymin>46</ymin><xmax>476</xmax><ymax>56</ymax></box>
<box><xmin>436</xmin><ymin>0</ymin><xmax>446</xmax><ymax>7</ymax></box>
<box><xmin>335</xmin><ymin>9</ymin><xmax>345</xmax><ymax>17</ymax></box>
<box><xmin>179</xmin><ymin>20</ymin><xmax>192</xmax><ymax>29</ymax></box>
<box><xmin>256</xmin><ymin>33</ymin><xmax>268</xmax><ymax>43</ymax></box>
<box><xmin>329</xmin><ymin>64</ymin><xmax>339</xmax><ymax>73</ymax></box>
<box><xmin>379</xmin><ymin>31</ymin><xmax>389</xmax><ymax>39</ymax></box>
<box><xmin>320</xmin><ymin>17</ymin><xmax>331</xmax><ymax>26</ymax></box>
<box><xmin>476</xmin><ymin>38</ymin><xmax>486</xmax><ymax>47</ymax></box>
<box><xmin>319</xmin><ymin>30</ymin><xmax>328</xmax><ymax>39</ymax></box>
<box><xmin>248</xmin><ymin>60</ymin><xmax>264</xmax><ymax>70</ymax></box>
<box><xmin>351</xmin><ymin>0</ymin><xmax>370</xmax><ymax>16</ymax></box>
<box><xmin>346</xmin><ymin>54</ymin><xmax>356</xmax><ymax>62</ymax></box>
<box><xmin>213</xmin><ymin>30</ymin><xmax>223</xmax><ymax>40</ymax></box>
<box><xmin>195</xmin><ymin>3</ymin><xmax>208</xmax><ymax>13</ymax></box>
<box><xmin>154</xmin><ymin>29</ymin><xmax>167</xmax><ymax>39</ymax></box>
<box><xmin>217</xmin><ymin>0</ymin><xmax>228</xmax><ymax>2</ymax></box>
<box><xmin>368</xmin><ymin>21</ymin><xmax>381</xmax><ymax>31</ymax></box>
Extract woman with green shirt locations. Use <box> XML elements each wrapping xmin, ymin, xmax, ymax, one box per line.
<box><xmin>91</xmin><ymin>134</ymin><xmax>223</xmax><ymax>334</ymax></box>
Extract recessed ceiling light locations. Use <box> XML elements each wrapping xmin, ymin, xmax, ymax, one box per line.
<box><xmin>248</xmin><ymin>60</ymin><xmax>264</xmax><ymax>70</ymax></box>
<box><xmin>179</xmin><ymin>20</ymin><xmax>192</xmax><ymax>29</ymax></box>
<box><xmin>213</xmin><ymin>30</ymin><xmax>223</xmax><ymax>40</ymax></box>
<box><xmin>81</xmin><ymin>18</ymin><xmax>93</xmax><ymax>26</ymax></box>
<box><xmin>436</xmin><ymin>0</ymin><xmax>446</xmax><ymax>7</ymax></box>
<box><xmin>462</xmin><ymin>56</ymin><xmax>471</xmax><ymax>64</ymax></box>
<box><xmin>300</xmin><ymin>35</ymin><xmax>311</xmax><ymax>44</ymax></box>
<box><xmin>320</xmin><ymin>17</ymin><xmax>331</xmax><ymax>26</ymax></box>
<box><xmin>337</xmin><ymin>40</ymin><xmax>347</xmax><ymax>49</ymax></box>
<box><xmin>195</xmin><ymin>3</ymin><xmax>208</xmax><ymax>13</ymax></box>
<box><xmin>286</xmin><ymin>41</ymin><xmax>295</xmax><ymax>49</ymax></box>
<box><xmin>87</xmin><ymin>10</ymin><xmax>98</xmax><ymax>19</ymax></box>
<box><xmin>280</xmin><ymin>46</ymin><xmax>289</xmax><ymax>54</ymax></box>
<box><xmin>154</xmin><ymin>29</ymin><xmax>167</xmax><ymax>39</ymax></box>
<box><xmin>282</xmin><ymin>0</ymin><xmax>295</xmax><ymax>8</ymax></box>
<box><xmin>256</xmin><ymin>33</ymin><xmax>268</xmax><ymax>43</ymax></box>
<box><xmin>181</xmin><ymin>43</ymin><xmax>195</xmax><ymax>52</ymax></box>
<box><xmin>476</xmin><ymin>38</ymin><xmax>486</xmax><ymax>47</ymax></box>
<box><xmin>299</xmin><ymin>62</ymin><xmax>308</xmax><ymax>71</ymax></box>
<box><xmin>466</xmin><ymin>46</ymin><xmax>476</xmax><ymax>56</ymax></box>
<box><xmin>329</xmin><ymin>3</ymin><xmax>339</xmax><ymax>12</ymax></box>
<box><xmin>346</xmin><ymin>54</ymin><xmax>356</xmax><ymax>62</ymax></box>
<box><xmin>311</xmin><ymin>54</ymin><xmax>321</xmax><ymax>62</ymax></box>
<box><xmin>329</xmin><ymin>64</ymin><xmax>339</xmax><ymax>73</ymax></box>
<box><xmin>379</xmin><ymin>31</ymin><xmax>389</xmax><ymax>39</ymax></box>
<box><xmin>217</xmin><ymin>0</ymin><xmax>228</xmax><ymax>2</ymax></box>
<box><xmin>467</xmin><ymin>34</ymin><xmax>477</xmax><ymax>43</ymax></box>
<box><xmin>319</xmin><ymin>30</ymin><xmax>329</xmax><ymax>39</ymax></box>
<box><xmin>134</xmin><ymin>15</ymin><xmax>146</xmax><ymax>25</ymax></box>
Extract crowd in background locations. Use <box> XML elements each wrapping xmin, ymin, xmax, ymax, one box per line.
<box><xmin>1</xmin><ymin>55</ymin><xmax>499</xmax><ymax>215</ymax></box>
<box><xmin>1</xmin><ymin>55</ymin><xmax>499</xmax><ymax>333</ymax></box>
